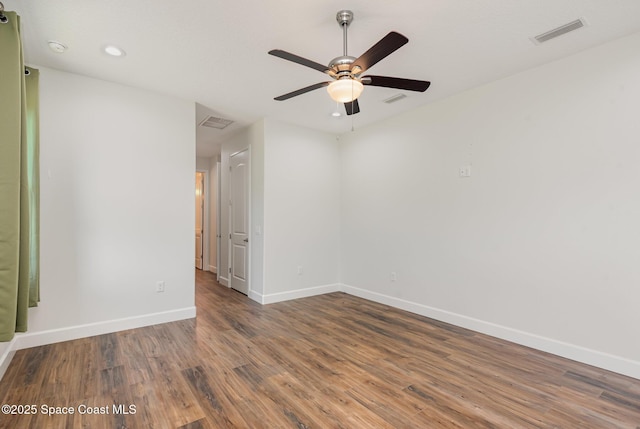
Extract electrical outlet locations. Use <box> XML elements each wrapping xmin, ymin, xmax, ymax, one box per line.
<box><xmin>390</xmin><ymin>272</ymin><xmax>397</xmax><ymax>282</ymax></box>
<box><xmin>459</xmin><ymin>165</ymin><xmax>472</xmax><ymax>178</ymax></box>
<box><xmin>297</xmin><ymin>266</ymin><xmax>303</xmax><ymax>276</ymax></box>
<box><xmin>156</xmin><ymin>281</ymin><xmax>165</xmax><ymax>293</ymax></box>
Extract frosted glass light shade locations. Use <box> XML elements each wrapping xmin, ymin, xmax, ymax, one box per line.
<box><xmin>327</xmin><ymin>79</ymin><xmax>363</xmax><ymax>103</ymax></box>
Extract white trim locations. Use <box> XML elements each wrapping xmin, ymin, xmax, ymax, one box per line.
<box><xmin>342</xmin><ymin>284</ymin><xmax>640</xmax><ymax>380</ymax></box>
<box><xmin>248</xmin><ymin>289</ymin><xmax>263</xmax><ymax>304</ymax></box>
<box><xmin>0</xmin><ymin>338</ymin><xmax>18</xmax><ymax>381</ymax></box>
<box><xmin>209</xmin><ymin>264</ymin><xmax>217</xmax><ymax>273</ymax></box>
<box><xmin>14</xmin><ymin>307</ymin><xmax>196</xmax><ymax>351</ymax></box>
<box><xmin>219</xmin><ymin>275</ymin><xmax>229</xmax><ymax>287</ymax></box>
<box><xmin>261</xmin><ymin>283</ymin><xmax>342</xmax><ymax>305</ymax></box>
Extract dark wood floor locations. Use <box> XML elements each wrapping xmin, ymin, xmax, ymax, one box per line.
<box><xmin>1</xmin><ymin>270</ymin><xmax>639</xmax><ymax>428</ymax></box>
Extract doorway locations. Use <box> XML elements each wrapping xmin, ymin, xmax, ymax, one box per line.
<box><xmin>195</xmin><ymin>171</ymin><xmax>204</xmax><ymax>270</ymax></box>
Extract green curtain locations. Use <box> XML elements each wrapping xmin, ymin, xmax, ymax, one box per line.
<box><xmin>0</xmin><ymin>11</ymin><xmax>40</xmax><ymax>342</ymax></box>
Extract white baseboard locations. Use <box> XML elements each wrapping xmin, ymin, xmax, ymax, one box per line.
<box><xmin>342</xmin><ymin>284</ymin><xmax>640</xmax><ymax>381</ymax></box>
<box><xmin>219</xmin><ymin>275</ymin><xmax>229</xmax><ymax>287</ymax></box>
<box><xmin>248</xmin><ymin>289</ymin><xmax>263</xmax><ymax>304</ymax></box>
<box><xmin>0</xmin><ymin>338</ymin><xmax>18</xmax><ymax>382</ymax></box>
<box><xmin>209</xmin><ymin>265</ymin><xmax>217</xmax><ymax>273</ymax></box>
<box><xmin>14</xmin><ymin>307</ymin><xmax>196</xmax><ymax>351</ymax></box>
<box><xmin>261</xmin><ymin>283</ymin><xmax>342</xmax><ymax>305</ymax></box>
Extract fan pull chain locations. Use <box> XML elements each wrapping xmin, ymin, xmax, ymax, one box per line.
<box><xmin>351</xmin><ymin>83</ymin><xmax>355</xmax><ymax>132</ymax></box>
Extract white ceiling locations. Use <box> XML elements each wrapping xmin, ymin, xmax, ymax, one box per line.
<box><xmin>6</xmin><ymin>1</ymin><xmax>640</xmax><ymax>157</ymax></box>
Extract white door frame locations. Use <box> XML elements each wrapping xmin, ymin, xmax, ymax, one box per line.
<box><xmin>228</xmin><ymin>147</ymin><xmax>250</xmax><ymax>294</ymax></box>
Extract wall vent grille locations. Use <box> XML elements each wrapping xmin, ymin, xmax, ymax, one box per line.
<box><xmin>533</xmin><ymin>18</ymin><xmax>586</xmax><ymax>44</ymax></box>
<box><xmin>383</xmin><ymin>93</ymin><xmax>407</xmax><ymax>104</ymax></box>
<box><xmin>199</xmin><ymin>115</ymin><xmax>234</xmax><ymax>130</ymax></box>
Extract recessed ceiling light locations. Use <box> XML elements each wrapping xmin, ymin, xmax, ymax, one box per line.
<box><xmin>104</xmin><ymin>45</ymin><xmax>126</xmax><ymax>57</ymax></box>
<box><xmin>48</xmin><ymin>41</ymin><xmax>67</xmax><ymax>53</ymax></box>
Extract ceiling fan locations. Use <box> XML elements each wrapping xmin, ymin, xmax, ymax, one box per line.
<box><xmin>268</xmin><ymin>10</ymin><xmax>431</xmax><ymax>116</ymax></box>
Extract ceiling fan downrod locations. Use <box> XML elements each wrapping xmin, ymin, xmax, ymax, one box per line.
<box><xmin>336</xmin><ymin>10</ymin><xmax>353</xmax><ymax>56</ymax></box>
<box><xmin>330</xmin><ymin>10</ymin><xmax>357</xmax><ymax>78</ymax></box>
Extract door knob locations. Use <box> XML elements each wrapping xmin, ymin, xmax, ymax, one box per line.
<box><xmin>243</xmin><ymin>238</ymin><xmax>249</xmax><ymax>243</ymax></box>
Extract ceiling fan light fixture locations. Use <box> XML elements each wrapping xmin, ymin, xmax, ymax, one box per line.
<box><xmin>327</xmin><ymin>79</ymin><xmax>363</xmax><ymax>103</ymax></box>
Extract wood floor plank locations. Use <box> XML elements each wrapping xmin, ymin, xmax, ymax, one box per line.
<box><xmin>258</xmin><ymin>371</ymin><xmax>352</xmax><ymax>429</ymax></box>
<box><xmin>1</xmin><ymin>269</ymin><xmax>639</xmax><ymax>428</ymax></box>
<box><xmin>147</xmin><ymin>355</ymin><xmax>207</xmax><ymax>427</ymax></box>
<box><xmin>182</xmin><ymin>364</ymin><xmax>248</xmax><ymax>428</ymax></box>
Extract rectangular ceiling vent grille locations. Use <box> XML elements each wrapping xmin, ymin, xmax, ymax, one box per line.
<box><xmin>199</xmin><ymin>115</ymin><xmax>234</xmax><ymax>130</ymax></box>
<box><xmin>533</xmin><ymin>18</ymin><xmax>586</xmax><ymax>44</ymax></box>
<box><xmin>383</xmin><ymin>93</ymin><xmax>407</xmax><ymax>104</ymax></box>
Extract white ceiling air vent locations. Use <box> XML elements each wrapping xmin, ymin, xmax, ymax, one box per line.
<box><xmin>198</xmin><ymin>115</ymin><xmax>234</xmax><ymax>130</ymax></box>
<box><xmin>383</xmin><ymin>93</ymin><xmax>407</xmax><ymax>104</ymax></box>
<box><xmin>532</xmin><ymin>18</ymin><xmax>587</xmax><ymax>44</ymax></box>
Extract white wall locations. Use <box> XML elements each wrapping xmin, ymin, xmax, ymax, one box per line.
<box><xmin>23</xmin><ymin>67</ymin><xmax>195</xmax><ymax>346</ymax></box>
<box><xmin>262</xmin><ymin>120</ymin><xmax>341</xmax><ymax>302</ymax></box>
<box><xmin>195</xmin><ymin>157</ymin><xmax>210</xmax><ymax>171</ymax></box>
<box><xmin>340</xmin><ymin>32</ymin><xmax>640</xmax><ymax>378</ymax></box>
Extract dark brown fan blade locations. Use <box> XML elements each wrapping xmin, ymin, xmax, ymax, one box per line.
<box><xmin>269</xmin><ymin>49</ymin><xmax>331</xmax><ymax>74</ymax></box>
<box><xmin>274</xmin><ymin>82</ymin><xmax>331</xmax><ymax>101</ymax></box>
<box><xmin>351</xmin><ymin>32</ymin><xmax>408</xmax><ymax>74</ymax></box>
<box><xmin>344</xmin><ymin>99</ymin><xmax>360</xmax><ymax>115</ymax></box>
<box><xmin>361</xmin><ymin>75</ymin><xmax>430</xmax><ymax>92</ymax></box>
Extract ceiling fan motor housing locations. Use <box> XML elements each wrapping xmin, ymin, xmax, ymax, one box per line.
<box><xmin>329</xmin><ymin>56</ymin><xmax>357</xmax><ymax>77</ymax></box>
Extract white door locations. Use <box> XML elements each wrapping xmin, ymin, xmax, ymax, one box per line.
<box><xmin>195</xmin><ymin>172</ymin><xmax>204</xmax><ymax>270</ymax></box>
<box><xmin>229</xmin><ymin>149</ymin><xmax>249</xmax><ymax>295</ymax></box>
